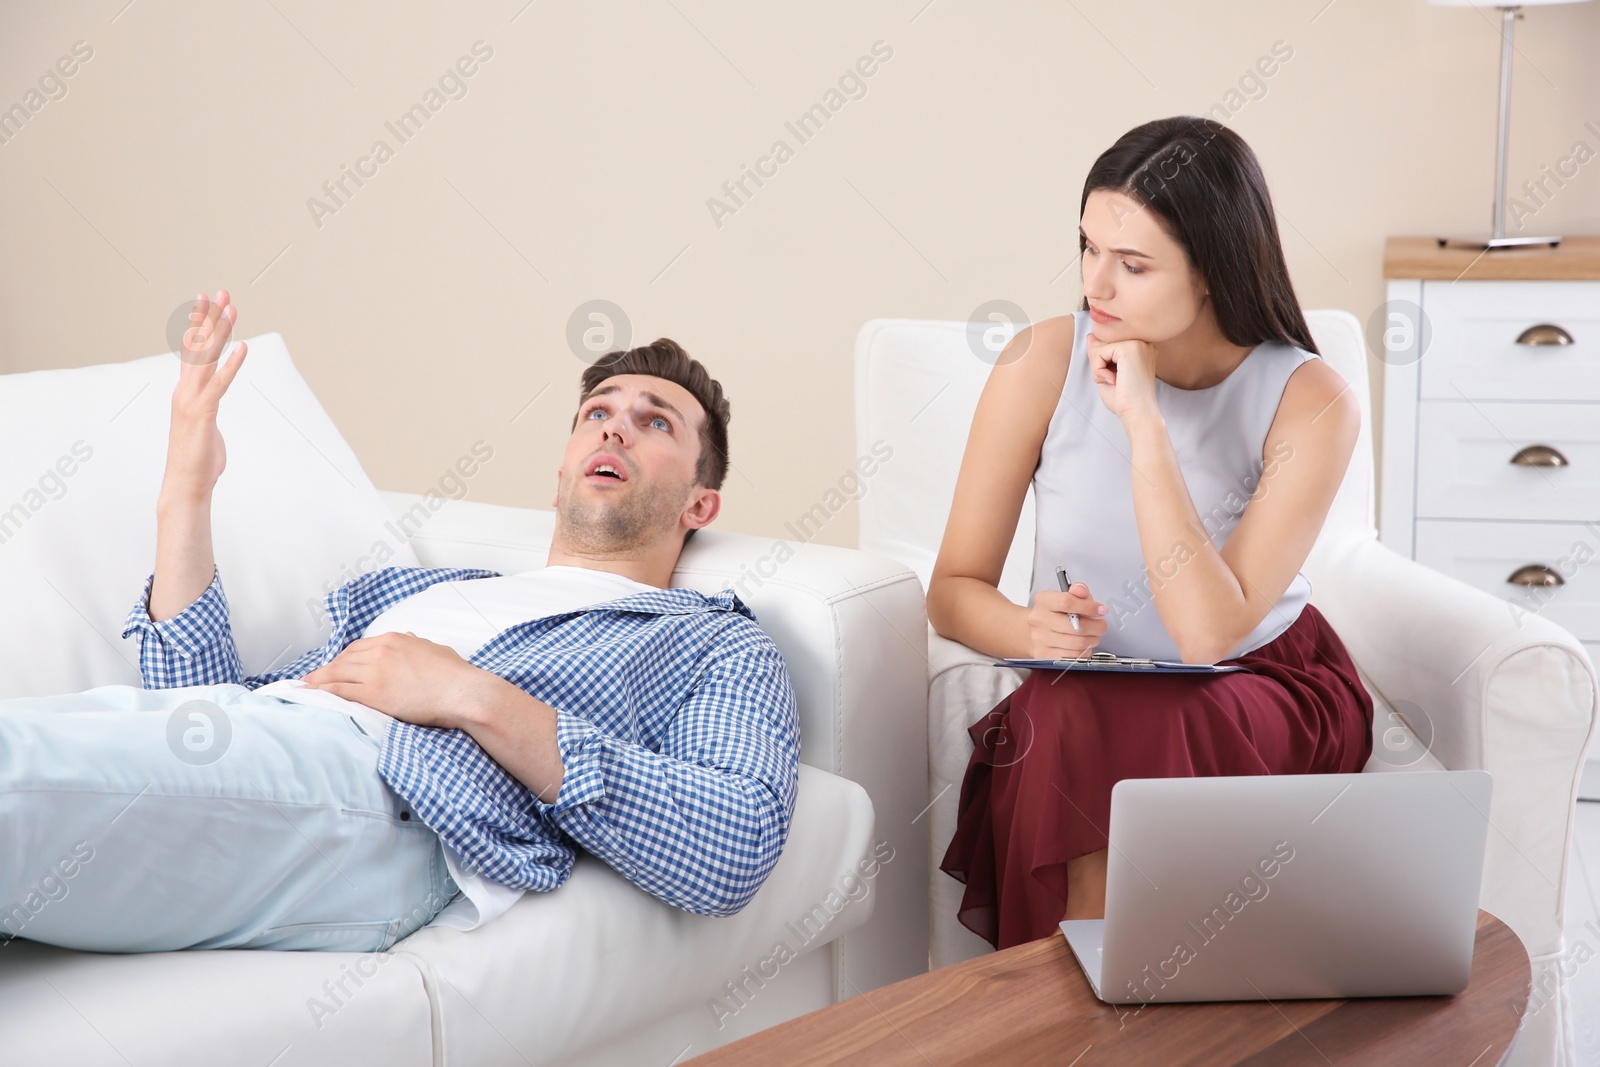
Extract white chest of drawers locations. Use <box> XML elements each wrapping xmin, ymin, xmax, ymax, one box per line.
<box><xmin>1380</xmin><ymin>237</ymin><xmax>1600</xmax><ymax>787</ymax></box>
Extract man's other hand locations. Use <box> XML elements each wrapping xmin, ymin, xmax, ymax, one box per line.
<box><xmin>302</xmin><ymin>632</ymin><xmax>504</xmax><ymax>729</ymax></box>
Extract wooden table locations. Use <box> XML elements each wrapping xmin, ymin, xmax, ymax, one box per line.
<box><xmin>688</xmin><ymin>911</ymin><xmax>1530</xmax><ymax>1066</ymax></box>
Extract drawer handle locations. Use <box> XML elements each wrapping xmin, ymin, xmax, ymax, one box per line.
<box><xmin>1507</xmin><ymin>564</ymin><xmax>1564</xmax><ymax>588</ymax></box>
<box><xmin>1510</xmin><ymin>444</ymin><xmax>1569</xmax><ymax>467</ymax></box>
<box><xmin>1515</xmin><ymin>324</ymin><xmax>1574</xmax><ymax>346</ymax></box>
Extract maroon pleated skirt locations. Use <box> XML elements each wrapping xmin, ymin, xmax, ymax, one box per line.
<box><xmin>939</xmin><ymin>602</ymin><xmax>1374</xmax><ymax>950</ymax></box>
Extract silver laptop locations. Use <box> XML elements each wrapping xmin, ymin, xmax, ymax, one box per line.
<box><xmin>1060</xmin><ymin>770</ymin><xmax>1492</xmax><ymax>1004</ymax></box>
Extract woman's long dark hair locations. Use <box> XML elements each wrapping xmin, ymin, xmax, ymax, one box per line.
<box><xmin>1079</xmin><ymin>116</ymin><xmax>1317</xmax><ymax>355</ymax></box>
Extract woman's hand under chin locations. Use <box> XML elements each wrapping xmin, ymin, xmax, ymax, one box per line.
<box><xmin>1086</xmin><ymin>331</ymin><xmax>1161</xmax><ymax>425</ymax></box>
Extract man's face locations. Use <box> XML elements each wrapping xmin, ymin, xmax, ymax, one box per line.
<box><xmin>555</xmin><ymin>374</ymin><xmax>711</xmax><ymax>553</ymax></box>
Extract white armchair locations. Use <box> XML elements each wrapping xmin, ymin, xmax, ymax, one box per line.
<box><xmin>854</xmin><ymin>311</ymin><xmax>1597</xmax><ymax>1067</ymax></box>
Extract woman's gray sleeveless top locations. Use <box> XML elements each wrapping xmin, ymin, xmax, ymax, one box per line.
<box><xmin>1029</xmin><ymin>310</ymin><xmax>1318</xmax><ymax>661</ymax></box>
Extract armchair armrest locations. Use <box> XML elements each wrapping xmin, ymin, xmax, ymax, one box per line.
<box><xmin>1309</xmin><ymin>537</ymin><xmax>1596</xmax><ymax>775</ymax></box>
<box><xmin>1308</xmin><ymin>535</ymin><xmax>1597</xmax><ymax>962</ymax></box>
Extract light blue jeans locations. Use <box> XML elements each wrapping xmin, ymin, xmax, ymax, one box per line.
<box><xmin>0</xmin><ymin>682</ymin><xmax>459</xmax><ymax>952</ymax></box>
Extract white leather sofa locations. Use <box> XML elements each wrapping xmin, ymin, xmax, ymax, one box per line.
<box><xmin>854</xmin><ymin>311</ymin><xmax>1598</xmax><ymax>1067</ymax></box>
<box><xmin>0</xmin><ymin>334</ymin><xmax>929</xmax><ymax>1066</ymax></box>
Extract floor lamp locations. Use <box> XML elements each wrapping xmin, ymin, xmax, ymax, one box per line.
<box><xmin>1429</xmin><ymin>0</ymin><xmax>1591</xmax><ymax>250</ymax></box>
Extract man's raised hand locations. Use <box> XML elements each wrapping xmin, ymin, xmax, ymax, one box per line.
<box><xmin>162</xmin><ymin>290</ymin><xmax>248</xmax><ymax>505</ymax></box>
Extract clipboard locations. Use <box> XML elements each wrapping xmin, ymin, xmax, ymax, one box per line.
<box><xmin>995</xmin><ymin>651</ymin><xmax>1252</xmax><ymax>675</ymax></box>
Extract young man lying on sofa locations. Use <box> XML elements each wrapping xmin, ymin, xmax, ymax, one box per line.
<box><xmin>0</xmin><ymin>291</ymin><xmax>799</xmax><ymax>953</ymax></box>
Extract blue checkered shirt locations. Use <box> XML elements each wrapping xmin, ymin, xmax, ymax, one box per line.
<box><xmin>120</xmin><ymin>565</ymin><xmax>800</xmax><ymax>917</ymax></box>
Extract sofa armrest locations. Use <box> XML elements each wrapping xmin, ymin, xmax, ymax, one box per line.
<box><xmin>1309</xmin><ymin>535</ymin><xmax>1597</xmax><ymax>962</ymax></box>
<box><xmin>377</xmin><ymin>490</ymin><xmax>930</xmax><ymax>992</ymax></box>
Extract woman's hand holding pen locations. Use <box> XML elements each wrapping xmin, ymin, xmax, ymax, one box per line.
<box><xmin>1026</xmin><ymin>582</ymin><xmax>1109</xmax><ymax>660</ymax></box>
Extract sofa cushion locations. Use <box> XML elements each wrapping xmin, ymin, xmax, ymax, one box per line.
<box><xmin>0</xmin><ymin>333</ymin><xmax>417</xmax><ymax>698</ymax></box>
<box><xmin>390</xmin><ymin>764</ymin><xmax>877</xmax><ymax>1064</ymax></box>
<box><xmin>0</xmin><ymin>934</ymin><xmax>436</xmax><ymax>1067</ymax></box>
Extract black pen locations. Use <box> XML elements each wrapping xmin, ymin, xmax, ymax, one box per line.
<box><xmin>1056</xmin><ymin>566</ymin><xmax>1080</xmax><ymax>633</ymax></box>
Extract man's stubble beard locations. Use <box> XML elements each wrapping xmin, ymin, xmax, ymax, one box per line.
<box><xmin>556</xmin><ymin>473</ymin><xmax>688</xmax><ymax>555</ymax></box>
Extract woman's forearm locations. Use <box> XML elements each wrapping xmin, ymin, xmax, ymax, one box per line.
<box><xmin>928</xmin><ymin>574</ymin><xmax>1030</xmax><ymax>661</ymax></box>
<box><xmin>1124</xmin><ymin>409</ymin><xmax>1248</xmax><ymax>661</ymax></box>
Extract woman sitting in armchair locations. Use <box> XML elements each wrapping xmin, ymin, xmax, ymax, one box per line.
<box><xmin>931</xmin><ymin>115</ymin><xmax>1375</xmax><ymax>949</ymax></box>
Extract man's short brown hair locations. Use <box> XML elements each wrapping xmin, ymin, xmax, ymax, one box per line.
<box><xmin>575</xmin><ymin>338</ymin><xmax>730</xmax><ymax>489</ymax></box>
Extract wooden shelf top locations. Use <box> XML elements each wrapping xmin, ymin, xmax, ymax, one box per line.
<box><xmin>1385</xmin><ymin>234</ymin><xmax>1600</xmax><ymax>281</ymax></box>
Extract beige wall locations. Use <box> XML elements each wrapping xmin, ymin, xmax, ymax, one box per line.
<box><xmin>2</xmin><ymin>0</ymin><xmax>1597</xmax><ymax>546</ymax></box>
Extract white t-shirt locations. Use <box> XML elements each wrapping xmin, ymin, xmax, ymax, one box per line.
<box><xmin>255</xmin><ymin>565</ymin><xmax>655</xmax><ymax>931</ymax></box>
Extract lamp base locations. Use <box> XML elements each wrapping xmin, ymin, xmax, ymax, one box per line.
<box><xmin>1436</xmin><ymin>234</ymin><xmax>1563</xmax><ymax>250</ymax></box>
